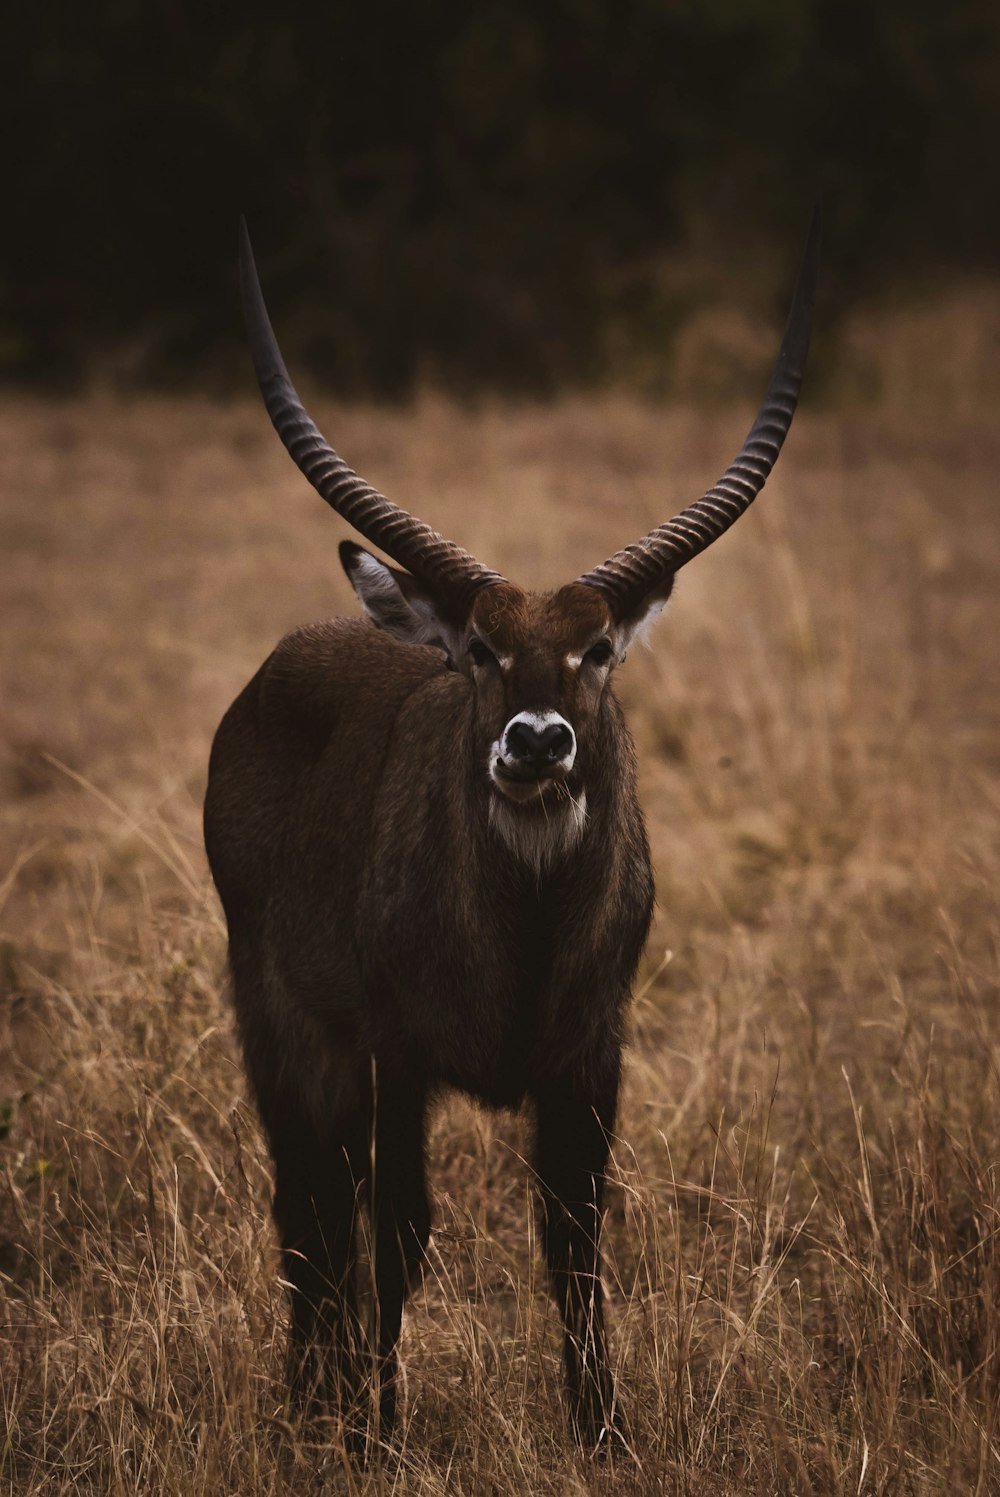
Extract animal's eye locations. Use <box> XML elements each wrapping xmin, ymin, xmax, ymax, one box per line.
<box><xmin>584</xmin><ymin>638</ymin><xmax>614</xmax><ymax>668</ymax></box>
<box><xmin>468</xmin><ymin>637</ymin><xmax>497</xmax><ymax>669</ymax></box>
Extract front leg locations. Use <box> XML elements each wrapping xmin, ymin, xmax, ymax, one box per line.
<box><xmin>534</xmin><ymin>1063</ymin><xmax>621</xmax><ymax>1448</ymax></box>
<box><xmin>369</xmin><ymin>1065</ymin><xmax>431</xmax><ymax>1441</ymax></box>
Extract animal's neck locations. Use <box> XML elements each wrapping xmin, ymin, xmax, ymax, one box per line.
<box><xmin>486</xmin><ymin>787</ymin><xmax>588</xmax><ymax>877</ymax></box>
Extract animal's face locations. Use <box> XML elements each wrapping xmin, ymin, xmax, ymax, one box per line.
<box><xmin>462</xmin><ymin>582</ymin><xmax>618</xmax><ymax>807</ymax></box>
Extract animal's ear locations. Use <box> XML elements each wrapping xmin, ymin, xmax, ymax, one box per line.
<box><xmin>612</xmin><ymin>574</ymin><xmax>675</xmax><ymax>657</ymax></box>
<box><xmin>340</xmin><ymin>542</ymin><xmax>463</xmax><ymax>658</ymax></box>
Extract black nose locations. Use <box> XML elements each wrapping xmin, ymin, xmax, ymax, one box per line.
<box><xmin>506</xmin><ymin>719</ymin><xmax>573</xmax><ymax>766</ymax></box>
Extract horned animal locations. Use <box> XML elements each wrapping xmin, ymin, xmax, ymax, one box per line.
<box><xmin>204</xmin><ymin>215</ymin><xmax>818</xmax><ymax>1451</ymax></box>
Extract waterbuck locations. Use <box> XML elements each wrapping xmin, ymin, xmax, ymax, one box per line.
<box><xmin>204</xmin><ymin>214</ymin><xmax>819</xmax><ymax>1450</ymax></box>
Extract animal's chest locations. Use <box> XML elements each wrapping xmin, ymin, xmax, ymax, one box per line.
<box><xmin>359</xmin><ymin>853</ymin><xmax>587</xmax><ymax>1102</ymax></box>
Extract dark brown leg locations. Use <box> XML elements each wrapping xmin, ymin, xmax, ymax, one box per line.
<box><xmin>368</xmin><ymin>1067</ymin><xmax>431</xmax><ymax>1439</ymax></box>
<box><xmin>265</xmin><ymin>1100</ymin><xmax>369</xmax><ymax>1421</ymax></box>
<box><xmin>535</xmin><ymin>1067</ymin><xmax>621</xmax><ymax>1448</ymax></box>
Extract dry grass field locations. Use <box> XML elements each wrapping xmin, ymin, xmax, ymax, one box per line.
<box><xmin>2</xmin><ymin>313</ymin><xmax>999</xmax><ymax>1492</ymax></box>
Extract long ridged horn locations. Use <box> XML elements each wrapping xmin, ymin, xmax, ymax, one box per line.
<box><xmin>577</xmin><ymin>207</ymin><xmax>821</xmax><ymax>616</ymax></box>
<box><xmin>239</xmin><ymin>219</ymin><xmax>504</xmax><ymax>613</ymax></box>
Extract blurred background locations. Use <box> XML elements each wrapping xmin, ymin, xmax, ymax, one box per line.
<box><xmin>5</xmin><ymin>0</ymin><xmax>999</xmax><ymax>394</ymax></box>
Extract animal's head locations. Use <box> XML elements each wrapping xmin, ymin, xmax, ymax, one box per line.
<box><xmin>239</xmin><ymin>214</ymin><xmax>818</xmax><ymax>849</ymax></box>
<box><xmin>336</xmin><ymin>543</ymin><xmax>673</xmax><ymax>807</ymax></box>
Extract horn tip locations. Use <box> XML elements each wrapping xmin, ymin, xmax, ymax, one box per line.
<box><xmin>237</xmin><ymin>215</ymin><xmax>259</xmax><ymax>306</ymax></box>
<box><xmin>237</xmin><ymin>215</ymin><xmax>291</xmax><ymax>392</ymax></box>
<box><xmin>799</xmin><ymin>203</ymin><xmax>822</xmax><ymax>307</ymax></box>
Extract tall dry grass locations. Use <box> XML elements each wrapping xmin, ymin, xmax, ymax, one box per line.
<box><xmin>2</xmin><ymin>317</ymin><xmax>999</xmax><ymax>1491</ymax></box>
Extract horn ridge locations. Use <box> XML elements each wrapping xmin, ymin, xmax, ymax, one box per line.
<box><xmin>578</xmin><ymin>207</ymin><xmax>820</xmax><ymax>615</ymax></box>
<box><xmin>238</xmin><ymin>218</ymin><xmax>503</xmax><ymax>610</ymax></box>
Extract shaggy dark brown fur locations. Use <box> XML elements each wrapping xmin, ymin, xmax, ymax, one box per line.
<box><xmin>205</xmin><ymin>575</ymin><xmax>660</xmax><ymax>1448</ymax></box>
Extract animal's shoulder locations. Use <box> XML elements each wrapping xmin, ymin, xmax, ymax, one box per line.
<box><xmin>257</xmin><ymin>615</ymin><xmax>454</xmax><ymax>735</ymax></box>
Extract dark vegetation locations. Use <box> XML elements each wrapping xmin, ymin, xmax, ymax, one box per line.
<box><xmin>5</xmin><ymin>1</ymin><xmax>1000</xmax><ymax>391</ymax></box>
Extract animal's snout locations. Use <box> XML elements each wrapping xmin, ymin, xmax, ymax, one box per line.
<box><xmin>507</xmin><ymin>719</ymin><xmax>572</xmax><ymax>764</ymax></box>
<box><xmin>500</xmin><ymin>712</ymin><xmax>576</xmax><ymax>777</ymax></box>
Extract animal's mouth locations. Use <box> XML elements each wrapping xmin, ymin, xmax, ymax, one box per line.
<box><xmin>490</xmin><ymin>756</ymin><xmax>569</xmax><ymax>804</ymax></box>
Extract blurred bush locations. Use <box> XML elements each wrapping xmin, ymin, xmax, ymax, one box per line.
<box><xmin>4</xmin><ymin>0</ymin><xmax>999</xmax><ymax>392</ymax></box>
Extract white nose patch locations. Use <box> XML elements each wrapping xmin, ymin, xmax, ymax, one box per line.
<box><xmin>499</xmin><ymin>710</ymin><xmax>577</xmax><ymax>771</ymax></box>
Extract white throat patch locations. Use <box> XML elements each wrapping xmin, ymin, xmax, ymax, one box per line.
<box><xmin>488</xmin><ymin>788</ymin><xmax>588</xmax><ymax>875</ymax></box>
